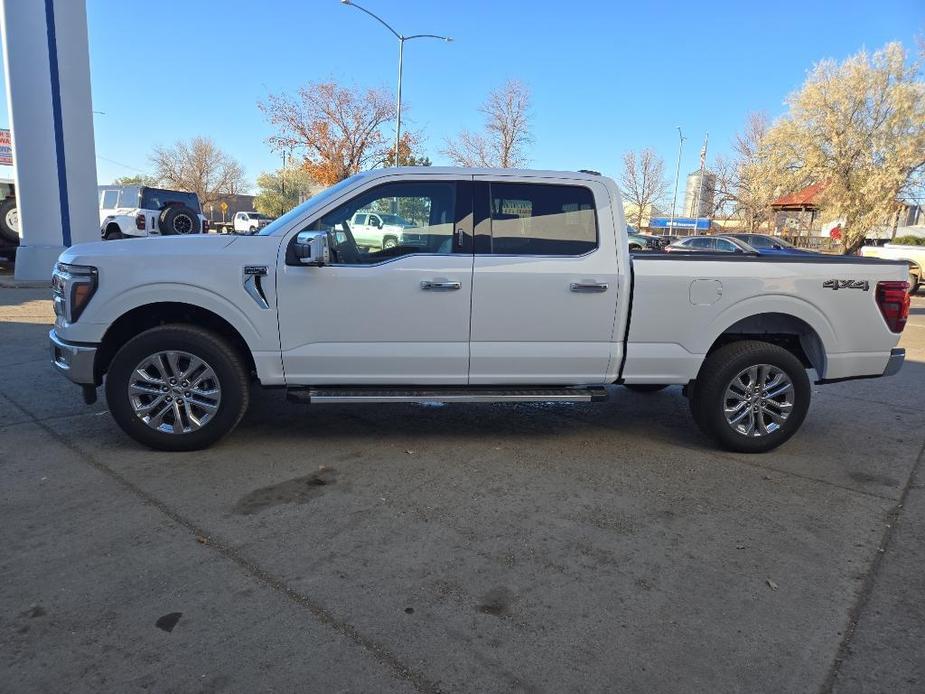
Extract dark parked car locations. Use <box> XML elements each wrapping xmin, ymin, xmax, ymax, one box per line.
<box><xmin>665</xmin><ymin>235</ymin><xmax>758</xmax><ymax>254</ymax></box>
<box><xmin>628</xmin><ymin>233</ymin><xmax>662</xmax><ymax>251</ymax></box>
<box><xmin>722</xmin><ymin>233</ymin><xmax>816</xmax><ymax>255</ymax></box>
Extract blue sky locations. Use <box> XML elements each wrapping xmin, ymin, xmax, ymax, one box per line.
<box><xmin>2</xmin><ymin>0</ymin><xmax>923</xmax><ymax>188</ymax></box>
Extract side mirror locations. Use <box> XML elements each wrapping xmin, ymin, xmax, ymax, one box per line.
<box><xmin>291</xmin><ymin>231</ymin><xmax>329</xmax><ymax>266</ymax></box>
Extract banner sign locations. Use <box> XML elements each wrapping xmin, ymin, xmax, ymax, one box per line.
<box><xmin>0</xmin><ymin>129</ymin><xmax>12</xmax><ymax>166</ymax></box>
<box><xmin>649</xmin><ymin>216</ymin><xmax>710</xmax><ymax>231</ymax></box>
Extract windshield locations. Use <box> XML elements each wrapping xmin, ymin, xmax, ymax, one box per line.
<box><xmin>258</xmin><ymin>176</ymin><xmax>360</xmax><ymax>236</ymax></box>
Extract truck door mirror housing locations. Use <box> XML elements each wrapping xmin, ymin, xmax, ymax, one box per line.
<box><xmin>289</xmin><ymin>231</ymin><xmax>329</xmax><ymax>266</ymax></box>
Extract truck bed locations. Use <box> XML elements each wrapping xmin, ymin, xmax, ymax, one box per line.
<box><xmin>623</xmin><ymin>253</ymin><xmax>907</xmax><ymax>384</ymax></box>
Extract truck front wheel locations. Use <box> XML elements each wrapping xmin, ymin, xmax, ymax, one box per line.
<box><xmin>105</xmin><ymin>325</ymin><xmax>250</xmax><ymax>451</ymax></box>
<box><xmin>689</xmin><ymin>340</ymin><xmax>810</xmax><ymax>453</ymax></box>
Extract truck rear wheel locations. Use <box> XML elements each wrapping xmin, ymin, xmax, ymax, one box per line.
<box><xmin>105</xmin><ymin>325</ymin><xmax>249</xmax><ymax>451</ymax></box>
<box><xmin>689</xmin><ymin>340</ymin><xmax>810</xmax><ymax>453</ymax></box>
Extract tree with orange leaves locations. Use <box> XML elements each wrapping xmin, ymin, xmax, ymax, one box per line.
<box><xmin>259</xmin><ymin>81</ymin><xmax>419</xmax><ymax>186</ymax></box>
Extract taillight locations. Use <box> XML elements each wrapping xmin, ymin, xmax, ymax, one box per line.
<box><xmin>135</xmin><ymin>213</ymin><xmax>145</xmax><ymax>230</ymax></box>
<box><xmin>202</xmin><ymin>219</ymin><xmax>210</xmax><ymax>233</ymax></box>
<box><xmin>876</xmin><ymin>280</ymin><xmax>910</xmax><ymax>333</ymax></box>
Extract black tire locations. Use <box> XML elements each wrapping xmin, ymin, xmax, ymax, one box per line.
<box><xmin>623</xmin><ymin>384</ymin><xmax>669</xmax><ymax>393</ymax></box>
<box><xmin>689</xmin><ymin>340</ymin><xmax>810</xmax><ymax>453</ymax></box>
<box><xmin>0</xmin><ymin>198</ymin><xmax>19</xmax><ymax>244</ymax></box>
<box><xmin>105</xmin><ymin>325</ymin><xmax>249</xmax><ymax>451</ymax></box>
<box><xmin>158</xmin><ymin>205</ymin><xmax>201</xmax><ymax>235</ymax></box>
<box><xmin>103</xmin><ymin>224</ymin><xmax>124</xmax><ymax>241</ymax></box>
<box><xmin>249</xmin><ymin>226</ymin><xmax>256</xmax><ymax>233</ymax></box>
<box><xmin>908</xmin><ymin>271</ymin><xmax>919</xmax><ymax>296</ymax></box>
<box><xmin>382</xmin><ymin>236</ymin><xmax>399</xmax><ymax>249</ymax></box>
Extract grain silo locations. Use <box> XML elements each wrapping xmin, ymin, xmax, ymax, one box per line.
<box><xmin>683</xmin><ymin>170</ymin><xmax>716</xmax><ymax>218</ymax></box>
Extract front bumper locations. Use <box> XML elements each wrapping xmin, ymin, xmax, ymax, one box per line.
<box><xmin>49</xmin><ymin>329</ymin><xmax>98</xmax><ymax>385</ymax></box>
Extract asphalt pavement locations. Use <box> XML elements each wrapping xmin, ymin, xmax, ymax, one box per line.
<box><xmin>1</xmin><ymin>284</ymin><xmax>923</xmax><ymax>693</ymax></box>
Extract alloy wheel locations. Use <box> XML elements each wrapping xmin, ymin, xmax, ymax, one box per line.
<box><xmin>723</xmin><ymin>364</ymin><xmax>794</xmax><ymax>437</ymax></box>
<box><xmin>128</xmin><ymin>350</ymin><xmax>221</xmax><ymax>434</ymax></box>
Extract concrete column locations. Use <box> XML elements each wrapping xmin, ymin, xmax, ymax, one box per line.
<box><xmin>0</xmin><ymin>0</ymin><xmax>98</xmax><ymax>280</ymax></box>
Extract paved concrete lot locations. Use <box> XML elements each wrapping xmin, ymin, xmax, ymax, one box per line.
<box><xmin>2</xmin><ymin>284</ymin><xmax>923</xmax><ymax>693</ymax></box>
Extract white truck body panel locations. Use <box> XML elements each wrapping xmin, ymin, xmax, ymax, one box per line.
<box><xmin>55</xmin><ymin>167</ymin><xmax>906</xmax><ymax>390</ymax></box>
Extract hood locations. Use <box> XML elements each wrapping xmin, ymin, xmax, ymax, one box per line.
<box><xmin>59</xmin><ymin>234</ymin><xmax>238</xmax><ymax>266</ymax></box>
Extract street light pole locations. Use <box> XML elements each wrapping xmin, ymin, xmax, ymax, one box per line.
<box><xmin>340</xmin><ymin>0</ymin><xmax>451</xmax><ymax>167</ymax></box>
<box><xmin>669</xmin><ymin>127</ymin><xmax>685</xmax><ymax>235</ymax></box>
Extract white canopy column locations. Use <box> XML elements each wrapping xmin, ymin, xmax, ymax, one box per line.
<box><xmin>0</xmin><ymin>0</ymin><xmax>99</xmax><ymax>280</ymax></box>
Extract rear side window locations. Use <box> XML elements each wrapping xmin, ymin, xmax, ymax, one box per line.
<box><xmin>488</xmin><ymin>183</ymin><xmax>597</xmax><ymax>255</ymax></box>
<box><xmin>141</xmin><ymin>188</ymin><xmax>201</xmax><ymax>213</ymax></box>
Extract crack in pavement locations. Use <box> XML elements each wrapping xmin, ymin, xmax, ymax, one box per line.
<box><xmin>818</xmin><ymin>435</ymin><xmax>925</xmax><ymax>694</ymax></box>
<box><xmin>0</xmin><ymin>390</ymin><xmax>443</xmax><ymax>694</ymax></box>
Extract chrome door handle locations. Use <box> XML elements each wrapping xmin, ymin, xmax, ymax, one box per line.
<box><xmin>570</xmin><ymin>282</ymin><xmax>608</xmax><ymax>293</ymax></box>
<box><xmin>421</xmin><ymin>280</ymin><xmax>461</xmax><ymax>291</ymax></box>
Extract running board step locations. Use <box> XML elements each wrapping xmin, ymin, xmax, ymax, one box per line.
<box><xmin>287</xmin><ymin>386</ymin><xmax>609</xmax><ymax>405</ymax></box>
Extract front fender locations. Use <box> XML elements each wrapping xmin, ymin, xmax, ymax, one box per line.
<box><xmin>63</xmin><ymin>282</ymin><xmax>271</xmax><ymax>353</ymax></box>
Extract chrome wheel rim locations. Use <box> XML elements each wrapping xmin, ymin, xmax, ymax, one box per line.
<box><xmin>128</xmin><ymin>350</ymin><xmax>221</xmax><ymax>434</ymax></box>
<box><xmin>173</xmin><ymin>214</ymin><xmax>193</xmax><ymax>233</ymax></box>
<box><xmin>723</xmin><ymin>364</ymin><xmax>794</xmax><ymax>437</ymax></box>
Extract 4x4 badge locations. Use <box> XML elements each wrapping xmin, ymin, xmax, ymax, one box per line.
<box><xmin>823</xmin><ymin>279</ymin><xmax>869</xmax><ymax>291</ymax></box>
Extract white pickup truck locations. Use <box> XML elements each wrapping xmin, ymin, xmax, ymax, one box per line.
<box><xmin>860</xmin><ymin>241</ymin><xmax>925</xmax><ymax>294</ymax></box>
<box><xmin>49</xmin><ymin>168</ymin><xmax>909</xmax><ymax>453</ymax></box>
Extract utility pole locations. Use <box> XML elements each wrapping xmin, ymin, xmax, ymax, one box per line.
<box><xmin>669</xmin><ymin>127</ymin><xmax>685</xmax><ymax>235</ymax></box>
<box><xmin>340</xmin><ymin>0</ymin><xmax>452</xmax><ymax>167</ymax></box>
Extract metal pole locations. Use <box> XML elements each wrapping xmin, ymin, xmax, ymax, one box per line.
<box><xmin>395</xmin><ymin>38</ymin><xmax>404</xmax><ymax>167</ymax></box>
<box><xmin>694</xmin><ymin>132</ymin><xmax>708</xmax><ymax>227</ymax></box>
<box><xmin>339</xmin><ymin>2</ymin><xmax>450</xmax><ymax>170</ymax></box>
<box><xmin>669</xmin><ymin>127</ymin><xmax>684</xmax><ymax>235</ymax></box>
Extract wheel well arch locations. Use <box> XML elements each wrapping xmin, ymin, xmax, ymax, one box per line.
<box><xmin>706</xmin><ymin>312</ymin><xmax>826</xmax><ymax>377</ymax></box>
<box><xmin>95</xmin><ymin>302</ymin><xmax>255</xmax><ymax>380</ymax></box>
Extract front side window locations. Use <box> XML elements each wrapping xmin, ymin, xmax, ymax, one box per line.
<box><xmin>101</xmin><ymin>190</ymin><xmax>119</xmax><ymax>209</ymax></box>
<box><xmin>689</xmin><ymin>237</ymin><xmax>712</xmax><ymax>249</ymax></box>
<box><xmin>301</xmin><ymin>181</ymin><xmax>458</xmax><ymax>265</ymax></box>
<box><xmin>715</xmin><ymin>239</ymin><xmax>738</xmax><ymax>253</ymax></box>
<box><xmin>487</xmin><ymin>183</ymin><xmax>597</xmax><ymax>255</ymax></box>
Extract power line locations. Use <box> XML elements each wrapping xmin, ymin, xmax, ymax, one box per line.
<box><xmin>95</xmin><ymin>154</ymin><xmax>146</xmax><ymax>173</ymax></box>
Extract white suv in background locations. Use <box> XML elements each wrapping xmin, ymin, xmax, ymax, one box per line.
<box><xmin>233</xmin><ymin>211</ymin><xmax>272</xmax><ymax>234</ymax></box>
<box><xmin>99</xmin><ymin>185</ymin><xmax>208</xmax><ymax>240</ymax></box>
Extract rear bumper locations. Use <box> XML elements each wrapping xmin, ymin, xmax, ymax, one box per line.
<box><xmin>815</xmin><ymin>348</ymin><xmax>904</xmax><ymax>384</ymax></box>
<box><xmin>882</xmin><ymin>347</ymin><xmax>905</xmax><ymax>377</ymax></box>
<box><xmin>49</xmin><ymin>329</ymin><xmax>98</xmax><ymax>385</ymax></box>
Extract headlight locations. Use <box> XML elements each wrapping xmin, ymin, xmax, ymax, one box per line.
<box><xmin>52</xmin><ymin>263</ymin><xmax>98</xmax><ymax>323</ymax></box>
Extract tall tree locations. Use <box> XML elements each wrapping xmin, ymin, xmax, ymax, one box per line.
<box><xmin>765</xmin><ymin>42</ymin><xmax>925</xmax><ymax>253</ymax></box>
<box><xmin>253</xmin><ymin>166</ymin><xmax>315</xmax><ymax>218</ymax></box>
<box><xmin>112</xmin><ymin>173</ymin><xmax>157</xmax><ymax>186</ymax></box>
<box><xmin>444</xmin><ymin>80</ymin><xmax>533</xmax><ymax>168</ymax></box>
<box><xmin>259</xmin><ymin>81</ymin><xmax>417</xmax><ymax>186</ymax></box>
<box><xmin>619</xmin><ymin>148</ymin><xmax>669</xmax><ymax>229</ymax></box>
<box><xmin>150</xmin><ymin>136</ymin><xmax>247</xmax><ymax>207</ymax></box>
<box><xmin>712</xmin><ymin>112</ymin><xmax>782</xmax><ymax>231</ymax></box>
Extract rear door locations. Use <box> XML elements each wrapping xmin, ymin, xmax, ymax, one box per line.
<box><xmin>469</xmin><ymin>176</ymin><xmax>621</xmax><ymax>384</ymax></box>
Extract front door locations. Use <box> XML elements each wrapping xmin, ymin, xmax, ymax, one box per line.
<box><xmin>468</xmin><ymin>177</ymin><xmax>621</xmax><ymax>384</ymax></box>
<box><xmin>277</xmin><ymin>177</ymin><xmax>474</xmax><ymax>385</ymax></box>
